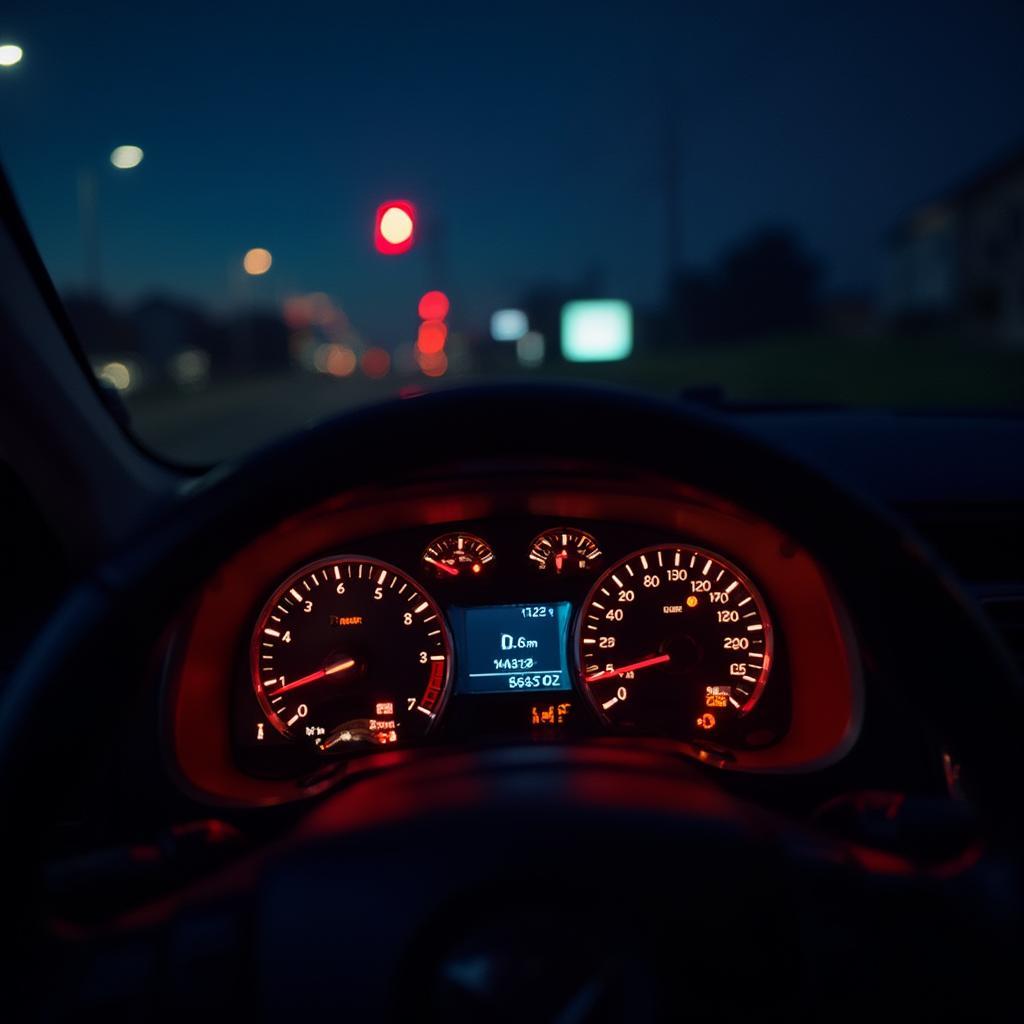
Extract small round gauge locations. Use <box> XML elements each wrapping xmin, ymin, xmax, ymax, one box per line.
<box><xmin>577</xmin><ymin>545</ymin><xmax>772</xmax><ymax>738</ymax></box>
<box><xmin>251</xmin><ymin>556</ymin><xmax>450</xmax><ymax>752</ymax></box>
<box><xmin>528</xmin><ymin>527</ymin><xmax>602</xmax><ymax>575</ymax></box>
<box><xmin>422</xmin><ymin>532</ymin><xmax>494</xmax><ymax>579</ymax></box>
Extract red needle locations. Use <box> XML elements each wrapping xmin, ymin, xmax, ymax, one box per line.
<box><xmin>274</xmin><ymin>658</ymin><xmax>356</xmax><ymax>694</ymax></box>
<box><xmin>586</xmin><ymin>654</ymin><xmax>671</xmax><ymax>682</ymax></box>
<box><xmin>425</xmin><ymin>556</ymin><xmax>459</xmax><ymax>577</ymax></box>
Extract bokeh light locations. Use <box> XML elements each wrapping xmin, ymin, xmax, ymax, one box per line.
<box><xmin>361</xmin><ymin>347</ymin><xmax>391</xmax><ymax>379</ymax></box>
<box><xmin>0</xmin><ymin>44</ymin><xmax>24</xmax><ymax>67</ymax></box>
<box><xmin>169</xmin><ymin>348</ymin><xmax>211</xmax><ymax>389</ymax></box>
<box><xmin>109</xmin><ymin>145</ymin><xmax>144</xmax><ymax>169</ymax></box>
<box><xmin>490</xmin><ymin>308</ymin><xmax>528</xmax><ymax>342</ymax></box>
<box><xmin>243</xmin><ymin>247</ymin><xmax>273</xmax><ymax>275</ymax></box>
<box><xmin>374</xmin><ymin>200</ymin><xmax>416</xmax><ymax>254</ymax></box>
<box><xmin>96</xmin><ymin>360</ymin><xmax>134</xmax><ymax>392</ymax></box>
<box><xmin>561</xmin><ymin>300</ymin><xmax>633</xmax><ymax>362</ymax></box>
<box><xmin>416</xmin><ymin>319</ymin><xmax>448</xmax><ymax>355</ymax></box>
<box><xmin>326</xmin><ymin>344</ymin><xmax>357</xmax><ymax>377</ymax></box>
<box><xmin>418</xmin><ymin>290</ymin><xmax>450</xmax><ymax>321</ymax></box>
<box><xmin>516</xmin><ymin>331</ymin><xmax>545</xmax><ymax>368</ymax></box>
<box><xmin>417</xmin><ymin>349</ymin><xmax>448</xmax><ymax>377</ymax></box>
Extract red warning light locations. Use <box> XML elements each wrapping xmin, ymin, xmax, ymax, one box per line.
<box><xmin>418</xmin><ymin>290</ymin><xmax>450</xmax><ymax>321</ymax></box>
<box><xmin>374</xmin><ymin>200</ymin><xmax>416</xmax><ymax>254</ymax></box>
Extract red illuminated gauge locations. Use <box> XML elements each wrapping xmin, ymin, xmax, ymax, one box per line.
<box><xmin>422</xmin><ymin>532</ymin><xmax>494</xmax><ymax>579</ymax></box>
<box><xmin>577</xmin><ymin>545</ymin><xmax>772</xmax><ymax>738</ymax></box>
<box><xmin>528</xmin><ymin>527</ymin><xmax>603</xmax><ymax>575</ymax></box>
<box><xmin>251</xmin><ymin>557</ymin><xmax>450</xmax><ymax>752</ymax></box>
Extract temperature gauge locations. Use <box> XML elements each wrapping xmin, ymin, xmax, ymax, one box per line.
<box><xmin>422</xmin><ymin>532</ymin><xmax>495</xmax><ymax>579</ymax></box>
<box><xmin>528</xmin><ymin>528</ymin><xmax>603</xmax><ymax>575</ymax></box>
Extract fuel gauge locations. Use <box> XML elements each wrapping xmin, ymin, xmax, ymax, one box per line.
<box><xmin>528</xmin><ymin>528</ymin><xmax>602</xmax><ymax>575</ymax></box>
<box><xmin>422</xmin><ymin>532</ymin><xmax>494</xmax><ymax>579</ymax></box>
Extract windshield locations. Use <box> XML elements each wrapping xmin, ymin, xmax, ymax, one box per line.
<box><xmin>2</xmin><ymin>3</ymin><xmax>1023</xmax><ymax>462</ymax></box>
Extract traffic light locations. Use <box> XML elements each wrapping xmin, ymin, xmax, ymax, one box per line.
<box><xmin>374</xmin><ymin>200</ymin><xmax>416</xmax><ymax>255</ymax></box>
<box><xmin>416</xmin><ymin>289</ymin><xmax>450</xmax><ymax>376</ymax></box>
<box><xmin>418</xmin><ymin>289</ymin><xmax>450</xmax><ymax>321</ymax></box>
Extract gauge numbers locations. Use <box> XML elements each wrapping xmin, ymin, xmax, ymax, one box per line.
<box><xmin>578</xmin><ymin>545</ymin><xmax>772</xmax><ymax>738</ymax></box>
<box><xmin>251</xmin><ymin>557</ymin><xmax>450</xmax><ymax>752</ymax></box>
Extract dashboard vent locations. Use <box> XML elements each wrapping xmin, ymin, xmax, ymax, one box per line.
<box><xmin>978</xmin><ymin>592</ymin><xmax>1024</xmax><ymax>677</ymax></box>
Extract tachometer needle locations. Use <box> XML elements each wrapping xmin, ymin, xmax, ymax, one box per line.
<box><xmin>274</xmin><ymin>658</ymin><xmax>356</xmax><ymax>694</ymax></box>
<box><xmin>424</xmin><ymin>556</ymin><xmax>459</xmax><ymax>577</ymax></box>
<box><xmin>586</xmin><ymin>654</ymin><xmax>671</xmax><ymax>682</ymax></box>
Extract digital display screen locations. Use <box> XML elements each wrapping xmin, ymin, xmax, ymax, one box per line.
<box><xmin>451</xmin><ymin>602</ymin><xmax>572</xmax><ymax>694</ymax></box>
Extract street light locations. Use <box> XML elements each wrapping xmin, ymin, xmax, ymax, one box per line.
<box><xmin>78</xmin><ymin>145</ymin><xmax>145</xmax><ymax>294</ymax></box>
<box><xmin>110</xmin><ymin>145</ymin><xmax>144</xmax><ymax>170</ymax></box>
<box><xmin>243</xmin><ymin>248</ymin><xmax>273</xmax><ymax>275</ymax></box>
<box><xmin>0</xmin><ymin>43</ymin><xmax>23</xmax><ymax>67</ymax></box>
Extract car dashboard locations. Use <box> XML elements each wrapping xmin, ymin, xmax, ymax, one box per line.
<box><xmin>163</xmin><ymin>468</ymin><xmax>861</xmax><ymax>806</ymax></box>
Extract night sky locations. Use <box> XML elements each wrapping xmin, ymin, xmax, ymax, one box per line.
<box><xmin>1</xmin><ymin>0</ymin><xmax>1023</xmax><ymax>343</ymax></box>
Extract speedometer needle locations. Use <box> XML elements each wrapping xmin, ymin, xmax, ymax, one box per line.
<box><xmin>586</xmin><ymin>654</ymin><xmax>671</xmax><ymax>682</ymax></box>
<box><xmin>424</xmin><ymin>556</ymin><xmax>460</xmax><ymax>577</ymax></box>
<box><xmin>274</xmin><ymin>658</ymin><xmax>356</xmax><ymax>694</ymax></box>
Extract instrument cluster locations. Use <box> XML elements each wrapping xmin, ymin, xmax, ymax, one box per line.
<box><xmin>234</xmin><ymin>518</ymin><xmax>788</xmax><ymax>778</ymax></box>
<box><xmin>163</xmin><ymin>476</ymin><xmax>861</xmax><ymax>804</ymax></box>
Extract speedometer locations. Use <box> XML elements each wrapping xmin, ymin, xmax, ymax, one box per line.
<box><xmin>577</xmin><ymin>545</ymin><xmax>772</xmax><ymax>739</ymax></box>
<box><xmin>251</xmin><ymin>556</ymin><xmax>451</xmax><ymax>752</ymax></box>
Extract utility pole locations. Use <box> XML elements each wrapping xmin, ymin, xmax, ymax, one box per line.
<box><xmin>662</xmin><ymin>90</ymin><xmax>682</xmax><ymax>299</ymax></box>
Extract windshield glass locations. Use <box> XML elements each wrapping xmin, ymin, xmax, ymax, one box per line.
<box><xmin>2</xmin><ymin>3</ymin><xmax>1023</xmax><ymax>462</ymax></box>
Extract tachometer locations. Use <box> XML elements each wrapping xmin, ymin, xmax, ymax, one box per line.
<box><xmin>577</xmin><ymin>545</ymin><xmax>772</xmax><ymax>738</ymax></box>
<box><xmin>251</xmin><ymin>557</ymin><xmax>450</xmax><ymax>752</ymax></box>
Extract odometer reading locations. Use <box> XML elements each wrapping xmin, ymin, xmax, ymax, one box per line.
<box><xmin>578</xmin><ymin>545</ymin><xmax>772</xmax><ymax>738</ymax></box>
<box><xmin>251</xmin><ymin>557</ymin><xmax>450</xmax><ymax>752</ymax></box>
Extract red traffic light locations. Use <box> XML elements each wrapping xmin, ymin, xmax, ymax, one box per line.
<box><xmin>418</xmin><ymin>290</ymin><xmax>450</xmax><ymax>321</ymax></box>
<box><xmin>374</xmin><ymin>200</ymin><xmax>416</xmax><ymax>254</ymax></box>
<box><xmin>416</xmin><ymin>319</ymin><xmax>448</xmax><ymax>355</ymax></box>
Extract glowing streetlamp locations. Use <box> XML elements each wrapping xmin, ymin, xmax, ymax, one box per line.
<box><xmin>109</xmin><ymin>145</ymin><xmax>144</xmax><ymax>170</ymax></box>
<box><xmin>0</xmin><ymin>43</ymin><xmax>23</xmax><ymax>68</ymax></box>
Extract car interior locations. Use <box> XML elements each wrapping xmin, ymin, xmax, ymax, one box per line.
<box><xmin>1</xmin><ymin>5</ymin><xmax>1022</xmax><ymax>1021</ymax></box>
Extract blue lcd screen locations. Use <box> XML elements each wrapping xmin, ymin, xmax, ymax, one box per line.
<box><xmin>451</xmin><ymin>602</ymin><xmax>572</xmax><ymax>694</ymax></box>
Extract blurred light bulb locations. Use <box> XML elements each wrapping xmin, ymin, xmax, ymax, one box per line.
<box><xmin>418</xmin><ymin>290</ymin><xmax>450</xmax><ymax>321</ymax></box>
<box><xmin>490</xmin><ymin>308</ymin><xmax>528</xmax><ymax>342</ymax></box>
<box><xmin>96</xmin><ymin>360</ymin><xmax>134</xmax><ymax>392</ymax></box>
<box><xmin>380</xmin><ymin>206</ymin><xmax>413</xmax><ymax>244</ymax></box>
<box><xmin>243</xmin><ymin>248</ymin><xmax>273</xmax><ymax>275</ymax></box>
<box><xmin>0</xmin><ymin>44</ymin><xmax>24</xmax><ymax>67</ymax></box>
<box><xmin>110</xmin><ymin>145</ymin><xmax>144</xmax><ymax>169</ymax></box>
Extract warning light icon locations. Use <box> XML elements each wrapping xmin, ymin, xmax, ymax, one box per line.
<box><xmin>696</xmin><ymin>713</ymin><xmax>716</xmax><ymax>730</ymax></box>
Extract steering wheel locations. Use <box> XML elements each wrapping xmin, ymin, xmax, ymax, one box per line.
<box><xmin>1</xmin><ymin>385</ymin><xmax>1020</xmax><ymax>1019</ymax></box>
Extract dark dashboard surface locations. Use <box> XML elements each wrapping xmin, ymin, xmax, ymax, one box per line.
<box><xmin>737</xmin><ymin>409</ymin><xmax>1024</xmax><ymax>505</ymax></box>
